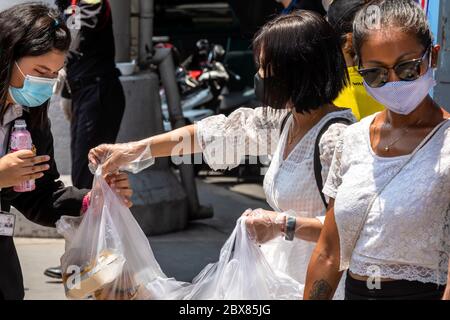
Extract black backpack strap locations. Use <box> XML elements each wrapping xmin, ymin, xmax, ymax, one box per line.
<box><xmin>314</xmin><ymin>117</ymin><xmax>352</xmax><ymax>208</ymax></box>
<box><xmin>280</xmin><ymin>111</ymin><xmax>292</xmax><ymax>136</ymax></box>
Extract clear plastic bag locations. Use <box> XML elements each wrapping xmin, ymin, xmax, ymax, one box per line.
<box><xmin>56</xmin><ymin>215</ymin><xmax>83</xmax><ymax>252</ymax></box>
<box><xmin>88</xmin><ymin>142</ymin><xmax>154</xmax><ymax>175</ymax></box>
<box><xmin>167</xmin><ymin>218</ymin><xmax>303</xmax><ymax>300</ymax></box>
<box><xmin>57</xmin><ymin>169</ymin><xmax>185</xmax><ymax>300</ymax></box>
<box><xmin>57</xmin><ymin>169</ymin><xmax>302</xmax><ymax>300</ymax></box>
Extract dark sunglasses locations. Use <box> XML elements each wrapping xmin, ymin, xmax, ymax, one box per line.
<box><xmin>358</xmin><ymin>48</ymin><xmax>432</xmax><ymax>88</ymax></box>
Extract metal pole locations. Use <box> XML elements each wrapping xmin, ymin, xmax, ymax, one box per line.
<box><xmin>109</xmin><ymin>0</ymin><xmax>131</xmax><ymax>62</ymax></box>
<box><xmin>151</xmin><ymin>48</ymin><xmax>213</xmax><ymax>220</ymax></box>
<box><xmin>139</xmin><ymin>0</ymin><xmax>154</xmax><ymax>66</ymax></box>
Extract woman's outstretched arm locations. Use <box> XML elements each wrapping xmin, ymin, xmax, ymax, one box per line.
<box><xmin>90</xmin><ymin>107</ymin><xmax>288</xmax><ymax>174</ymax></box>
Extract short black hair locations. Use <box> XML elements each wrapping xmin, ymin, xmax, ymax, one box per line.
<box><xmin>253</xmin><ymin>10</ymin><xmax>348</xmax><ymax>113</ymax></box>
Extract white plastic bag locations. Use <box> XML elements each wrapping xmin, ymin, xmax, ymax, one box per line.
<box><xmin>57</xmin><ymin>169</ymin><xmax>186</xmax><ymax>300</ymax></box>
<box><xmin>57</xmin><ymin>169</ymin><xmax>302</xmax><ymax>300</ymax></box>
<box><xmin>167</xmin><ymin>218</ymin><xmax>303</xmax><ymax>300</ymax></box>
<box><xmin>55</xmin><ymin>215</ymin><xmax>83</xmax><ymax>252</ymax></box>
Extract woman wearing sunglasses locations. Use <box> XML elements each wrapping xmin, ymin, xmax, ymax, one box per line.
<box><xmin>304</xmin><ymin>0</ymin><xmax>450</xmax><ymax>300</ymax></box>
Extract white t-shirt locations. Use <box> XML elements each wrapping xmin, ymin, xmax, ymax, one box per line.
<box><xmin>324</xmin><ymin>114</ymin><xmax>450</xmax><ymax>285</ymax></box>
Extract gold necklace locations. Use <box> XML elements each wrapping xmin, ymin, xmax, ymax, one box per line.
<box><xmin>381</xmin><ymin>119</ymin><xmax>422</xmax><ymax>152</ymax></box>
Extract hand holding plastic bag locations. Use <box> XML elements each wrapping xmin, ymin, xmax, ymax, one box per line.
<box><xmin>167</xmin><ymin>217</ymin><xmax>303</xmax><ymax>300</ymax></box>
<box><xmin>57</xmin><ymin>168</ymin><xmax>185</xmax><ymax>300</ymax></box>
<box><xmin>88</xmin><ymin>141</ymin><xmax>154</xmax><ymax>175</ymax></box>
<box><xmin>103</xmin><ymin>172</ymin><xmax>134</xmax><ymax>208</ymax></box>
<box><xmin>243</xmin><ymin>209</ymin><xmax>287</xmax><ymax>244</ymax></box>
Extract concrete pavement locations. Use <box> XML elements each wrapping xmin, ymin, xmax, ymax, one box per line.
<box><xmin>14</xmin><ymin>238</ymin><xmax>67</xmax><ymax>300</ymax></box>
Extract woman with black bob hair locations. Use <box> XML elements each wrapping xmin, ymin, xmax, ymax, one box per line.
<box><xmin>89</xmin><ymin>10</ymin><xmax>355</xmax><ymax>297</ymax></box>
<box><xmin>305</xmin><ymin>0</ymin><xmax>450</xmax><ymax>300</ymax></box>
<box><xmin>0</xmin><ymin>3</ymin><xmax>132</xmax><ymax>300</ymax></box>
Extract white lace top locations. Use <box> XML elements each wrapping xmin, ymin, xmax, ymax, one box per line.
<box><xmin>196</xmin><ymin>107</ymin><xmax>356</xmax><ymax>295</ymax></box>
<box><xmin>324</xmin><ymin>114</ymin><xmax>450</xmax><ymax>285</ymax></box>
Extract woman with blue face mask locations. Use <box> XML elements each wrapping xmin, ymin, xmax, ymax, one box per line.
<box><xmin>304</xmin><ymin>0</ymin><xmax>450</xmax><ymax>300</ymax></box>
<box><xmin>0</xmin><ymin>3</ymin><xmax>133</xmax><ymax>300</ymax></box>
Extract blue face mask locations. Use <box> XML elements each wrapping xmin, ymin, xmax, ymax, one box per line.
<box><xmin>8</xmin><ymin>62</ymin><xmax>57</xmax><ymax>107</ymax></box>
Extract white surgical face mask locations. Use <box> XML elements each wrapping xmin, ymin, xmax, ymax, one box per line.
<box><xmin>364</xmin><ymin>68</ymin><xmax>436</xmax><ymax>115</ymax></box>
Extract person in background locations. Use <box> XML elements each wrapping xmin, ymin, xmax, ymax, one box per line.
<box><xmin>328</xmin><ymin>0</ymin><xmax>385</xmax><ymax>120</ymax></box>
<box><xmin>275</xmin><ymin>0</ymin><xmax>327</xmax><ymax>15</ymax></box>
<box><xmin>43</xmin><ymin>0</ymin><xmax>126</xmax><ymax>280</ymax></box>
<box><xmin>55</xmin><ymin>0</ymin><xmax>125</xmax><ymax>189</ymax></box>
<box><xmin>0</xmin><ymin>3</ymin><xmax>132</xmax><ymax>300</ymax></box>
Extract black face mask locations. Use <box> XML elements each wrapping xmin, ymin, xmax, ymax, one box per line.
<box><xmin>254</xmin><ymin>73</ymin><xmax>283</xmax><ymax>107</ymax></box>
<box><xmin>254</xmin><ymin>73</ymin><xmax>266</xmax><ymax>104</ymax></box>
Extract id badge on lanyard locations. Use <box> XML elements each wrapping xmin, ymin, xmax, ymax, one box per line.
<box><xmin>0</xmin><ymin>212</ymin><xmax>15</xmax><ymax>237</ymax></box>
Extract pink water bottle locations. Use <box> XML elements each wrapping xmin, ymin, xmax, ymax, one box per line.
<box><xmin>10</xmin><ymin>120</ymin><xmax>36</xmax><ymax>192</ymax></box>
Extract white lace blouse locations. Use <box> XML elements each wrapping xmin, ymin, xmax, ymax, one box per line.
<box><xmin>196</xmin><ymin>107</ymin><xmax>356</xmax><ymax>294</ymax></box>
<box><xmin>324</xmin><ymin>114</ymin><xmax>450</xmax><ymax>285</ymax></box>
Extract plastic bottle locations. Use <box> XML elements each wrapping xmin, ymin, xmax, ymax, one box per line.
<box><xmin>10</xmin><ymin>120</ymin><xmax>35</xmax><ymax>192</ymax></box>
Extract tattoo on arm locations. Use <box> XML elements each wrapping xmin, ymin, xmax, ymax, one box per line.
<box><xmin>309</xmin><ymin>280</ymin><xmax>333</xmax><ymax>300</ymax></box>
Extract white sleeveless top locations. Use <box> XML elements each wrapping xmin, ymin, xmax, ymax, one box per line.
<box><xmin>197</xmin><ymin>107</ymin><xmax>356</xmax><ymax>296</ymax></box>
<box><xmin>324</xmin><ymin>114</ymin><xmax>450</xmax><ymax>285</ymax></box>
